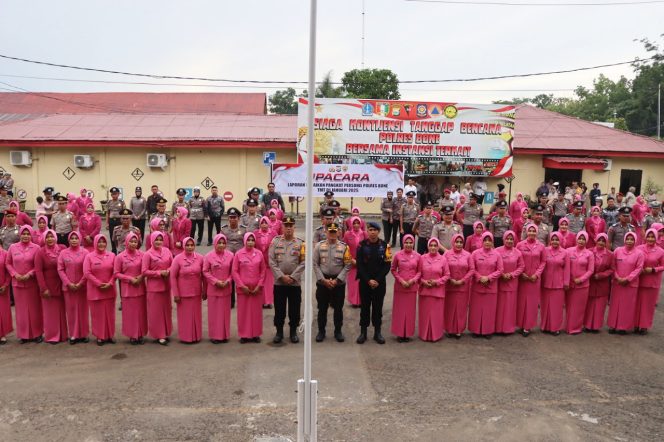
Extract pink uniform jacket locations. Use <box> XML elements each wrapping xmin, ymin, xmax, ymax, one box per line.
<box><xmin>114</xmin><ymin>233</ymin><xmax>146</xmax><ymax>298</ymax></box>
<box><xmin>567</xmin><ymin>246</ymin><xmax>595</xmax><ymax>289</ymax></box>
<box><xmin>232</xmin><ymin>246</ymin><xmax>266</xmax><ymax>291</ymax></box>
<box><xmin>419</xmin><ymin>252</ymin><xmax>449</xmax><ymax>297</ymax></box>
<box><xmin>516</xmin><ymin>239</ymin><xmax>546</xmax><ymax>280</ymax></box>
<box><xmin>445</xmin><ymin>247</ymin><xmax>474</xmax><ymax>291</ymax></box>
<box><xmin>57</xmin><ymin>235</ymin><xmax>88</xmax><ymax>290</ymax></box>
<box><xmin>83</xmin><ymin>235</ymin><xmax>117</xmax><ymax>301</ymax></box>
<box><xmin>142</xmin><ymin>232</ymin><xmax>173</xmax><ymax>292</ymax></box>
<box><xmin>6</xmin><ymin>239</ymin><xmax>40</xmax><ymax>288</ymax></box>
<box><xmin>612</xmin><ymin>246</ymin><xmax>645</xmax><ymax>288</ymax></box>
<box><xmin>35</xmin><ymin>235</ymin><xmax>66</xmax><ymax>296</ymax></box>
<box><xmin>391</xmin><ymin>249</ymin><xmax>422</xmax><ymax>292</ymax></box>
<box><xmin>496</xmin><ymin>245</ymin><xmax>525</xmax><ymax>291</ymax></box>
<box><xmin>471</xmin><ymin>247</ymin><xmax>504</xmax><ymax>293</ymax></box>
<box><xmin>542</xmin><ymin>246</ymin><xmax>570</xmax><ymax>289</ymax></box>
<box><xmin>636</xmin><ymin>243</ymin><xmax>664</xmax><ymax>288</ymax></box>
<box><xmin>170</xmin><ymin>247</ymin><xmax>205</xmax><ymax>298</ymax></box>
<box><xmin>78</xmin><ymin>210</ymin><xmax>102</xmax><ymax>250</ymax></box>
<box><xmin>203</xmin><ymin>241</ymin><xmax>234</xmax><ymax>297</ymax></box>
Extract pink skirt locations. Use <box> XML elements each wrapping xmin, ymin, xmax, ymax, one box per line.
<box><xmin>121</xmin><ymin>296</ymin><xmax>148</xmax><ymax>339</ymax></box>
<box><xmin>347</xmin><ymin>267</ymin><xmax>361</xmax><ymax>306</ymax></box>
<box><xmin>89</xmin><ymin>298</ymin><xmax>115</xmax><ymax>340</ymax></box>
<box><xmin>0</xmin><ymin>292</ymin><xmax>13</xmax><ymax>337</ymax></box>
<box><xmin>42</xmin><ymin>295</ymin><xmax>68</xmax><ymax>343</ymax></box>
<box><xmin>565</xmin><ymin>287</ymin><xmax>589</xmax><ymax>334</ymax></box>
<box><xmin>540</xmin><ymin>288</ymin><xmax>564</xmax><ymax>332</ymax></box>
<box><xmin>208</xmin><ymin>295</ymin><xmax>232</xmax><ymax>340</ymax></box>
<box><xmin>237</xmin><ymin>291</ymin><xmax>263</xmax><ymax>338</ymax></box>
<box><xmin>516</xmin><ymin>280</ymin><xmax>541</xmax><ymax>330</ymax></box>
<box><xmin>468</xmin><ymin>290</ymin><xmax>497</xmax><ymax>335</ymax></box>
<box><xmin>607</xmin><ymin>284</ymin><xmax>638</xmax><ymax>331</ymax></box>
<box><xmin>495</xmin><ymin>289</ymin><xmax>517</xmax><ymax>334</ymax></box>
<box><xmin>263</xmin><ymin>270</ymin><xmax>275</xmax><ymax>305</ymax></box>
<box><xmin>634</xmin><ymin>287</ymin><xmax>659</xmax><ymax>330</ymax></box>
<box><xmin>13</xmin><ymin>285</ymin><xmax>43</xmax><ymax>340</ymax></box>
<box><xmin>147</xmin><ymin>291</ymin><xmax>173</xmax><ymax>339</ymax></box>
<box><xmin>390</xmin><ymin>288</ymin><xmax>417</xmax><ymax>338</ymax></box>
<box><xmin>584</xmin><ymin>295</ymin><xmax>608</xmax><ymax>330</ymax></box>
<box><xmin>64</xmin><ymin>289</ymin><xmax>89</xmax><ymax>339</ymax></box>
<box><xmin>444</xmin><ymin>289</ymin><xmax>469</xmax><ymax>334</ymax></box>
<box><xmin>176</xmin><ymin>296</ymin><xmax>203</xmax><ymax>343</ymax></box>
<box><xmin>418</xmin><ymin>295</ymin><xmax>445</xmax><ymax>342</ymax></box>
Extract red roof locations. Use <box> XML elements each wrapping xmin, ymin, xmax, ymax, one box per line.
<box><xmin>542</xmin><ymin>156</ymin><xmax>608</xmax><ymax>170</ymax></box>
<box><xmin>0</xmin><ymin>92</ymin><xmax>266</xmax><ymax>115</ymax></box>
<box><xmin>514</xmin><ymin>104</ymin><xmax>664</xmax><ymax>157</ymax></box>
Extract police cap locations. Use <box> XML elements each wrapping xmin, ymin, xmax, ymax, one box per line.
<box><xmin>120</xmin><ymin>209</ymin><xmax>133</xmax><ymax>217</ymax></box>
<box><xmin>283</xmin><ymin>216</ymin><xmax>296</xmax><ymax>225</ymax></box>
<box><xmin>227</xmin><ymin>207</ymin><xmax>241</xmax><ymax>217</ymax></box>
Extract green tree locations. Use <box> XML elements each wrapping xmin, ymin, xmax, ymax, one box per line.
<box><xmin>627</xmin><ymin>35</ymin><xmax>664</xmax><ymax>136</ymax></box>
<box><xmin>316</xmin><ymin>71</ymin><xmax>345</xmax><ymax>98</ymax></box>
<box><xmin>268</xmin><ymin>87</ymin><xmax>298</xmax><ymax>114</ymax></box>
<box><xmin>341</xmin><ymin>68</ymin><xmax>400</xmax><ymax>99</ymax></box>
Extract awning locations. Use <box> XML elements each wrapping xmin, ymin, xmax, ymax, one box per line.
<box><xmin>542</xmin><ymin>156</ymin><xmax>607</xmax><ymax>170</ymax></box>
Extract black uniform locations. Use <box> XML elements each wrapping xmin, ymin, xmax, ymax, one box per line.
<box><xmin>356</xmin><ymin>237</ymin><xmax>392</xmax><ymax>338</ymax></box>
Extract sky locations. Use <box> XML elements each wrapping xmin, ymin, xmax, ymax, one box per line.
<box><xmin>0</xmin><ymin>0</ymin><xmax>662</xmax><ymax>106</ymax></box>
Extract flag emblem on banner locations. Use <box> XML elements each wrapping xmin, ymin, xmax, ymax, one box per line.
<box><xmin>416</xmin><ymin>104</ymin><xmax>427</xmax><ymax>118</ymax></box>
<box><xmin>362</xmin><ymin>103</ymin><xmax>374</xmax><ymax>116</ymax></box>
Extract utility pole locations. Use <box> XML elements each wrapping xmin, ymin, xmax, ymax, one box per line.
<box><xmin>298</xmin><ymin>0</ymin><xmax>318</xmax><ymax>441</ymax></box>
<box><xmin>361</xmin><ymin>0</ymin><xmax>366</xmax><ymax>68</ymax></box>
<box><xmin>658</xmin><ymin>82</ymin><xmax>661</xmax><ymax>140</ymax></box>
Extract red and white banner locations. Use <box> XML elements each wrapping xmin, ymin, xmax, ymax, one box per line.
<box><xmin>271</xmin><ymin>163</ymin><xmax>404</xmax><ymax>197</ymax></box>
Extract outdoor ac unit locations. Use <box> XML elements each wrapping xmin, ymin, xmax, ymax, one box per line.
<box><xmin>74</xmin><ymin>154</ymin><xmax>94</xmax><ymax>168</ymax></box>
<box><xmin>9</xmin><ymin>150</ymin><xmax>31</xmax><ymax>166</ymax></box>
<box><xmin>147</xmin><ymin>153</ymin><xmax>168</xmax><ymax>168</ymax></box>
<box><xmin>603</xmin><ymin>159</ymin><xmax>612</xmax><ymax>171</ymax></box>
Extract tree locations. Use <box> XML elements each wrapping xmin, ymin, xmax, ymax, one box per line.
<box><xmin>627</xmin><ymin>35</ymin><xmax>664</xmax><ymax>136</ymax></box>
<box><xmin>316</xmin><ymin>71</ymin><xmax>345</xmax><ymax>98</ymax></box>
<box><xmin>341</xmin><ymin>68</ymin><xmax>400</xmax><ymax>100</ymax></box>
<box><xmin>268</xmin><ymin>87</ymin><xmax>298</xmax><ymax>114</ymax></box>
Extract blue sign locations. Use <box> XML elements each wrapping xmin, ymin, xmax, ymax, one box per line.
<box><xmin>183</xmin><ymin>187</ymin><xmax>193</xmax><ymax>201</ymax></box>
<box><xmin>362</xmin><ymin>103</ymin><xmax>374</xmax><ymax>116</ymax></box>
<box><xmin>484</xmin><ymin>191</ymin><xmax>495</xmax><ymax>205</ymax></box>
<box><xmin>263</xmin><ymin>152</ymin><xmax>276</xmax><ymax>165</ymax></box>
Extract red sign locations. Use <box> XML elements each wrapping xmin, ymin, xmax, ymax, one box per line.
<box><xmin>223</xmin><ymin>191</ymin><xmax>233</xmax><ymax>202</ymax></box>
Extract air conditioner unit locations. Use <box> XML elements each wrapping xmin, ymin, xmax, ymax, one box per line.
<box><xmin>74</xmin><ymin>154</ymin><xmax>94</xmax><ymax>168</ymax></box>
<box><xmin>9</xmin><ymin>150</ymin><xmax>32</xmax><ymax>166</ymax></box>
<box><xmin>147</xmin><ymin>153</ymin><xmax>168</xmax><ymax>168</ymax></box>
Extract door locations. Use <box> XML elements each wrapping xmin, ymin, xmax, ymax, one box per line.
<box><xmin>619</xmin><ymin>169</ymin><xmax>642</xmax><ymax>195</ymax></box>
<box><xmin>544</xmin><ymin>168</ymin><xmax>582</xmax><ymax>190</ymax></box>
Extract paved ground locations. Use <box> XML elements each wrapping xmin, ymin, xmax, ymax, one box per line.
<box><xmin>1</xmin><ymin>240</ymin><xmax>663</xmax><ymax>441</ymax></box>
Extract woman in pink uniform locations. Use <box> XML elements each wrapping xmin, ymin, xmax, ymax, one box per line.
<box><xmin>232</xmin><ymin>232</ymin><xmax>266</xmax><ymax>343</ymax></box>
<box><xmin>418</xmin><ymin>237</ymin><xmax>449</xmax><ymax>342</ymax></box>
<box><xmin>269</xmin><ymin>200</ymin><xmax>284</xmax><ymax>220</ymax></box>
<box><xmin>584</xmin><ymin>206</ymin><xmax>606</xmax><ymax>248</ymax></box>
<box><xmin>57</xmin><ymin>231</ymin><xmax>89</xmax><ymax>344</ymax></box>
<box><xmin>114</xmin><ymin>232</ymin><xmax>147</xmax><ymax>344</ymax></box>
<box><xmin>464</xmin><ymin>221</ymin><xmax>485</xmax><ymax>253</ymax></box>
<box><xmin>32</xmin><ymin>215</ymin><xmax>49</xmax><ymax>246</ymax></box>
<box><xmin>142</xmin><ymin>231</ymin><xmax>173</xmax><ymax>345</ymax></box>
<box><xmin>255</xmin><ymin>216</ymin><xmax>277</xmax><ymax>309</ymax></box>
<box><xmin>76</xmin><ymin>188</ymin><xmax>92</xmax><ymax>214</ymax></box>
<box><xmin>469</xmin><ymin>232</ymin><xmax>503</xmax><ymax>338</ymax></box>
<box><xmin>390</xmin><ymin>234</ymin><xmax>421</xmax><ymax>342</ymax></box>
<box><xmin>557</xmin><ymin>218</ymin><xmax>576</xmax><ymax>249</ymax></box>
<box><xmin>267</xmin><ymin>209</ymin><xmax>283</xmax><ymax>236</ymax></box>
<box><xmin>634</xmin><ymin>228</ymin><xmax>664</xmax><ymax>334</ymax></box>
<box><xmin>83</xmin><ymin>235</ymin><xmax>116</xmax><ymax>345</ymax></box>
<box><xmin>203</xmin><ymin>233</ymin><xmax>234</xmax><ymax>343</ymax></box>
<box><xmin>67</xmin><ymin>193</ymin><xmax>80</xmax><ymax>220</ymax></box>
<box><xmin>35</xmin><ymin>229</ymin><xmax>67</xmax><ymax>344</ymax></box>
<box><xmin>455</xmin><ymin>195</ymin><xmax>466</xmax><ymax>224</ymax></box>
<box><xmin>3</xmin><ymin>201</ymin><xmax>33</xmax><ymax>227</ymax></box>
<box><xmin>513</xmin><ymin>207</ymin><xmax>529</xmax><ymax>242</ymax></box>
<box><xmin>444</xmin><ymin>233</ymin><xmax>474</xmax><ymax>338</ymax></box>
<box><xmin>509</xmin><ymin>192</ymin><xmax>528</xmax><ymax>221</ymax></box>
<box><xmin>516</xmin><ymin>224</ymin><xmax>546</xmax><ymax>336</ymax></box>
<box><xmin>608</xmin><ymin>231</ymin><xmax>644</xmax><ymax>334</ymax></box>
<box><xmin>343</xmin><ymin>216</ymin><xmax>367</xmax><ymax>308</ymax></box>
<box><xmin>344</xmin><ymin>207</ymin><xmax>366</xmax><ymax>232</ymax></box>
<box><xmin>495</xmin><ymin>230</ymin><xmax>524</xmax><ymax>335</ymax></box>
<box><xmin>144</xmin><ymin>218</ymin><xmax>172</xmax><ymax>252</ymax></box>
<box><xmin>632</xmin><ymin>196</ymin><xmax>648</xmax><ymax>244</ymax></box>
<box><xmin>171</xmin><ymin>207</ymin><xmax>191</xmax><ymax>256</ymax></box>
<box><xmin>0</xmin><ymin>247</ymin><xmax>12</xmax><ymax>344</ymax></box>
<box><xmin>540</xmin><ymin>232</ymin><xmax>570</xmax><ymax>335</ymax></box>
<box><xmin>565</xmin><ymin>231</ymin><xmax>594</xmax><ymax>334</ymax></box>
<box><xmin>170</xmin><ymin>237</ymin><xmax>205</xmax><ymax>343</ymax></box>
<box><xmin>7</xmin><ymin>225</ymin><xmax>42</xmax><ymax>343</ymax></box>
<box><xmin>78</xmin><ymin>203</ymin><xmax>101</xmax><ymax>251</ymax></box>
<box><xmin>584</xmin><ymin>233</ymin><xmax>613</xmax><ymax>332</ymax></box>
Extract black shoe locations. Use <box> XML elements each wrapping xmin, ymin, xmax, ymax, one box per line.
<box><xmin>552</xmin><ymin>331</ymin><xmax>561</xmax><ymax>336</ymax></box>
<box><xmin>240</xmin><ymin>337</ymin><xmax>251</xmax><ymax>344</ymax></box>
<box><xmin>521</xmin><ymin>329</ymin><xmax>531</xmax><ymax>337</ymax></box>
<box><xmin>68</xmin><ymin>338</ymin><xmax>77</xmax><ymax>345</ymax></box>
<box><xmin>273</xmin><ymin>333</ymin><xmax>283</xmax><ymax>344</ymax></box>
<box><xmin>252</xmin><ymin>337</ymin><xmax>261</xmax><ymax>343</ymax></box>
<box><xmin>107</xmin><ymin>338</ymin><xmax>116</xmax><ymax>344</ymax></box>
<box><xmin>472</xmin><ymin>333</ymin><xmax>481</xmax><ymax>339</ymax></box>
<box><xmin>80</xmin><ymin>337</ymin><xmax>90</xmax><ymax>344</ymax></box>
<box><xmin>290</xmin><ymin>328</ymin><xmax>299</xmax><ymax>343</ymax></box>
<box><xmin>138</xmin><ymin>337</ymin><xmax>145</xmax><ymax>345</ymax></box>
<box><xmin>638</xmin><ymin>328</ymin><xmax>648</xmax><ymax>335</ymax></box>
<box><xmin>34</xmin><ymin>336</ymin><xmax>43</xmax><ymax>344</ymax></box>
<box><xmin>0</xmin><ymin>337</ymin><xmax>6</xmax><ymax>345</ymax></box>
<box><xmin>211</xmin><ymin>339</ymin><xmax>221</xmax><ymax>344</ymax></box>
<box><xmin>334</xmin><ymin>331</ymin><xmax>345</xmax><ymax>342</ymax></box>
<box><xmin>315</xmin><ymin>331</ymin><xmax>325</xmax><ymax>342</ymax></box>
<box><xmin>356</xmin><ymin>327</ymin><xmax>367</xmax><ymax>344</ymax></box>
<box><xmin>48</xmin><ymin>341</ymin><xmax>59</xmax><ymax>345</ymax></box>
<box><xmin>608</xmin><ymin>328</ymin><xmax>617</xmax><ymax>334</ymax></box>
<box><xmin>373</xmin><ymin>330</ymin><xmax>386</xmax><ymax>345</ymax></box>
<box><xmin>96</xmin><ymin>339</ymin><xmax>105</xmax><ymax>346</ymax></box>
<box><xmin>20</xmin><ymin>339</ymin><xmax>29</xmax><ymax>344</ymax></box>
<box><xmin>207</xmin><ymin>242</ymin><xmax>212</xmax><ymax>246</ymax></box>
<box><xmin>483</xmin><ymin>334</ymin><xmax>492</xmax><ymax>340</ymax></box>
<box><xmin>617</xmin><ymin>330</ymin><xmax>627</xmax><ymax>335</ymax></box>
<box><xmin>158</xmin><ymin>338</ymin><xmax>168</xmax><ymax>346</ymax></box>
<box><xmin>130</xmin><ymin>338</ymin><xmax>138</xmax><ymax>345</ymax></box>
<box><xmin>196</xmin><ymin>241</ymin><xmax>202</xmax><ymax>246</ymax></box>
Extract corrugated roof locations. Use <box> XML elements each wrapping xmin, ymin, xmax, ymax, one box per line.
<box><xmin>0</xmin><ymin>92</ymin><xmax>266</xmax><ymax>115</ymax></box>
<box><xmin>543</xmin><ymin>156</ymin><xmax>606</xmax><ymax>164</ymax></box>
<box><xmin>514</xmin><ymin>104</ymin><xmax>664</xmax><ymax>155</ymax></box>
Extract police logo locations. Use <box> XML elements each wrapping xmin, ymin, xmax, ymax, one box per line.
<box><xmin>362</xmin><ymin>102</ymin><xmax>374</xmax><ymax>116</ymax></box>
<box><xmin>416</xmin><ymin>104</ymin><xmax>428</xmax><ymax>118</ymax></box>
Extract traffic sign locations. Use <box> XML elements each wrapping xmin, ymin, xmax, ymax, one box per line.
<box><xmin>17</xmin><ymin>189</ymin><xmax>27</xmax><ymax>200</ymax></box>
<box><xmin>223</xmin><ymin>191</ymin><xmax>233</xmax><ymax>202</ymax></box>
<box><xmin>365</xmin><ymin>197</ymin><xmax>375</xmax><ymax>203</ymax></box>
<box><xmin>263</xmin><ymin>152</ymin><xmax>276</xmax><ymax>166</ymax></box>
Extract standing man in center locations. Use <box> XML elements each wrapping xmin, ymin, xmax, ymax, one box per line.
<box><xmin>130</xmin><ymin>187</ymin><xmax>147</xmax><ymax>240</ymax></box>
<box><xmin>458</xmin><ymin>193</ymin><xmax>483</xmax><ymax>238</ymax></box>
<box><xmin>105</xmin><ymin>187</ymin><xmax>125</xmax><ymax>254</ymax></box>
<box><xmin>206</xmin><ymin>186</ymin><xmax>225</xmax><ymax>246</ymax></box>
<box><xmin>355</xmin><ymin>222</ymin><xmax>392</xmax><ymax>344</ymax></box>
<box><xmin>380</xmin><ymin>190</ymin><xmax>396</xmax><ymax>247</ymax></box>
<box><xmin>187</xmin><ymin>187</ymin><xmax>207</xmax><ymax>246</ymax></box>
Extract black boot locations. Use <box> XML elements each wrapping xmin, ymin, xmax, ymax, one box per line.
<box><xmin>356</xmin><ymin>327</ymin><xmax>367</xmax><ymax>344</ymax></box>
<box><xmin>374</xmin><ymin>327</ymin><xmax>385</xmax><ymax>344</ymax></box>
<box><xmin>273</xmin><ymin>326</ymin><xmax>284</xmax><ymax>344</ymax></box>
<box><xmin>290</xmin><ymin>327</ymin><xmax>299</xmax><ymax>343</ymax></box>
<box><xmin>334</xmin><ymin>328</ymin><xmax>345</xmax><ymax>342</ymax></box>
<box><xmin>315</xmin><ymin>330</ymin><xmax>326</xmax><ymax>342</ymax></box>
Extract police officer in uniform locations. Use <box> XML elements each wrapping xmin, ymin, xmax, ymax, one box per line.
<box><xmin>0</xmin><ymin>186</ymin><xmax>12</xmax><ymax>226</ymax></box>
<box><xmin>243</xmin><ymin>187</ymin><xmax>261</xmax><ymax>214</ymax></box>
<box><xmin>458</xmin><ymin>192</ymin><xmax>484</xmax><ymax>238</ymax></box>
<box><xmin>608</xmin><ymin>206</ymin><xmax>635</xmax><ymax>250</ymax></box>
<box><xmin>268</xmin><ymin>216</ymin><xmax>305</xmax><ymax>344</ymax></box>
<box><xmin>206</xmin><ymin>186</ymin><xmax>225</xmax><ymax>246</ymax></box>
<box><xmin>130</xmin><ymin>186</ymin><xmax>147</xmax><ymax>240</ymax></box>
<box><xmin>566</xmin><ymin>201</ymin><xmax>586</xmax><ymax>234</ymax></box>
<box><xmin>521</xmin><ymin>204</ymin><xmax>550</xmax><ymax>245</ymax></box>
<box><xmin>172</xmin><ymin>188</ymin><xmax>188</xmax><ymax>216</ymax></box>
<box><xmin>431</xmin><ymin>206</ymin><xmax>463</xmax><ymax>252</ymax></box>
<box><xmin>313</xmin><ymin>222</ymin><xmax>351</xmax><ymax>343</ymax></box>
<box><xmin>602</xmin><ymin>196</ymin><xmax>620</xmax><ymax>229</ymax></box>
<box><xmin>240</xmin><ymin>199</ymin><xmax>261</xmax><ymax>232</ymax></box>
<box><xmin>551</xmin><ymin>192</ymin><xmax>568</xmax><ymax>231</ymax></box>
<box><xmin>319</xmin><ymin>190</ymin><xmax>335</xmax><ymax>217</ymax></box>
<box><xmin>113</xmin><ymin>209</ymin><xmax>141</xmax><ymax>254</ymax></box>
<box><xmin>355</xmin><ymin>222</ymin><xmax>392</xmax><ymax>345</ymax></box>
<box><xmin>0</xmin><ymin>209</ymin><xmax>20</xmax><ymax>250</ymax></box>
<box><xmin>436</xmin><ymin>188</ymin><xmax>456</xmax><ymax>213</ymax></box>
<box><xmin>328</xmin><ymin>200</ymin><xmax>345</xmax><ymax>234</ymax></box>
<box><xmin>42</xmin><ymin>187</ymin><xmax>57</xmax><ymax>223</ymax></box>
<box><xmin>489</xmin><ymin>200</ymin><xmax>512</xmax><ymax>248</ymax></box>
<box><xmin>53</xmin><ymin>194</ymin><xmax>77</xmax><ymax>246</ymax></box>
<box><xmin>644</xmin><ymin>201</ymin><xmax>664</xmax><ymax>231</ymax></box>
<box><xmin>222</xmin><ymin>207</ymin><xmax>246</xmax><ymax>308</ymax></box>
<box><xmin>188</xmin><ymin>186</ymin><xmax>207</xmax><ymax>245</ymax></box>
<box><xmin>314</xmin><ymin>208</ymin><xmax>336</xmax><ymax>243</ymax></box>
<box><xmin>413</xmin><ymin>201</ymin><xmax>436</xmax><ymax>254</ymax></box>
<box><xmin>400</xmin><ymin>191</ymin><xmax>419</xmax><ymax>245</ymax></box>
<box><xmin>380</xmin><ymin>190</ymin><xmax>396</xmax><ymax>247</ymax></box>
<box><xmin>538</xmin><ymin>192</ymin><xmax>553</xmax><ymax>225</ymax></box>
<box><xmin>149</xmin><ymin>197</ymin><xmax>171</xmax><ymax>231</ymax></box>
<box><xmin>106</xmin><ymin>187</ymin><xmax>125</xmax><ymax>252</ymax></box>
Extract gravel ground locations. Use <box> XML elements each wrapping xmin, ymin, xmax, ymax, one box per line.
<box><xmin>0</xmin><ymin>240</ymin><xmax>663</xmax><ymax>441</ymax></box>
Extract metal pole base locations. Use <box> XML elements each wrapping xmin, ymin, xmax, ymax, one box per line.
<box><xmin>297</xmin><ymin>379</ymin><xmax>318</xmax><ymax>442</ymax></box>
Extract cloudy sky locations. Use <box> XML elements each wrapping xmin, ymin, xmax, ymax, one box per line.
<box><xmin>0</xmin><ymin>0</ymin><xmax>662</xmax><ymax>105</ymax></box>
